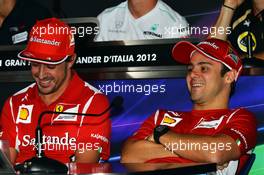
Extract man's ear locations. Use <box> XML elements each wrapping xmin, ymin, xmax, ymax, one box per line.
<box><xmin>67</xmin><ymin>54</ymin><xmax>77</xmax><ymax>69</ymax></box>
<box><xmin>225</xmin><ymin>69</ymin><xmax>236</xmax><ymax>84</ymax></box>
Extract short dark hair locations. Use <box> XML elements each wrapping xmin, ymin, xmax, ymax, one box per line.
<box><xmin>65</xmin><ymin>56</ymin><xmax>72</xmax><ymax>62</ymax></box>
<box><xmin>220</xmin><ymin>65</ymin><xmax>236</xmax><ymax>97</ymax></box>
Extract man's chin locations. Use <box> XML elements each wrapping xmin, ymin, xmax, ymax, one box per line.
<box><xmin>37</xmin><ymin>87</ymin><xmax>55</xmax><ymax>95</ymax></box>
<box><xmin>191</xmin><ymin>95</ymin><xmax>203</xmax><ymax>103</ymax></box>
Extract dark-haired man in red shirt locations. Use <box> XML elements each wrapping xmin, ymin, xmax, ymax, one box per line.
<box><xmin>121</xmin><ymin>38</ymin><xmax>257</xmax><ymax>174</ymax></box>
<box><xmin>1</xmin><ymin>18</ymin><xmax>111</xmax><ymax>164</ymax></box>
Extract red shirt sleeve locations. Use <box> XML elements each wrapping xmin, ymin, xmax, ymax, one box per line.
<box><xmin>129</xmin><ymin>110</ymin><xmax>161</xmax><ymax>141</ymax></box>
<box><xmin>221</xmin><ymin>108</ymin><xmax>257</xmax><ymax>154</ymax></box>
<box><xmin>76</xmin><ymin>93</ymin><xmax>111</xmax><ymax>160</ymax></box>
<box><xmin>1</xmin><ymin>97</ymin><xmax>17</xmax><ymax>148</ymax></box>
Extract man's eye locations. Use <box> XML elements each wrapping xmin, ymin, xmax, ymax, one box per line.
<box><xmin>47</xmin><ymin>65</ymin><xmax>56</xmax><ymax>69</ymax></box>
<box><xmin>201</xmin><ymin>66</ymin><xmax>208</xmax><ymax>72</ymax></box>
<box><xmin>31</xmin><ymin>63</ymin><xmax>40</xmax><ymax>67</ymax></box>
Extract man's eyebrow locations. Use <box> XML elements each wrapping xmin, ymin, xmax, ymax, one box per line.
<box><xmin>198</xmin><ymin>62</ymin><xmax>213</xmax><ymax>66</ymax></box>
<box><xmin>188</xmin><ymin>62</ymin><xmax>213</xmax><ymax>66</ymax></box>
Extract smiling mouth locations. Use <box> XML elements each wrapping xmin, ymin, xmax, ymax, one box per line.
<box><xmin>192</xmin><ymin>83</ymin><xmax>203</xmax><ymax>87</ymax></box>
<box><xmin>38</xmin><ymin>79</ymin><xmax>52</xmax><ymax>88</ymax></box>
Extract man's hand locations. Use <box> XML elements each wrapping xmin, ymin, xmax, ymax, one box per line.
<box><xmin>75</xmin><ymin>149</ymin><xmax>100</xmax><ymax>163</ymax></box>
<box><xmin>217</xmin><ymin>162</ymin><xmax>229</xmax><ymax>170</ymax></box>
<box><xmin>146</xmin><ymin>134</ymin><xmax>154</xmax><ymax>142</ymax></box>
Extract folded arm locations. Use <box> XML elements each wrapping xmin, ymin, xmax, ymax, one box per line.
<box><xmin>121</xmin><ymin>138</ymin><xmax>178</xmax><ymax>163</ymax></box>
<box><xmin>152</xmin><ymin>131</ymin><xmax>240</xmax><ymax>165</ymax></box>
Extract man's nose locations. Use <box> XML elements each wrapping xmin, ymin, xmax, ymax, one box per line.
<box><xmin>37</xmin><ymin>65</ymin><xmax>47</xmax><ymax>79</ymax></box>
<box><xmin>189</xmin><ymin>68</ymin><xmax>200</xmax><ymax>79</ymax></box>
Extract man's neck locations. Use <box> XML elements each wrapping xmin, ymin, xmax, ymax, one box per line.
<box><xmin>40</xmin><ymin>72</ymin><xmax>72</xmax><ymax>106</ymax></box>
<box><xmin>253</xmin><ymin>0</ymin><xmax>264</xmax><ymax>16</ymax></box>
<box><xmin>128</xmin><ymin>0</ymin><xmax>158</xmax><ymax>19</ymax></box>
<box><xmin>193</xmin><ymin>102</ymin><xmax>229</xmax><ymax>111</ymax></box>
<box><xmin>0</xmin><ymin>17</ymin><xmax>4</xmax><ymax>28</ymax></box>
<box><xmin>0</xmin><ymin>0</ymin><xmax>16</xmax><ymax>27</ymax></box>
<box><xmin>193</xmin><ymin>93</ymin><xmax>229</xmax><ymax>111</ymax></box>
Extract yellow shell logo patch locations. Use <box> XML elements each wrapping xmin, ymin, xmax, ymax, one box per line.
<box><xmin>55</xmin><ymin>105</ymin><xmax>64</xmax><ymax>112</ymax></box>
<box><xmin>16</xmin><ymin>105</ymin><xmax>33</xmax><ymax>124</ymax></box>
<box><xmin>161</xmin><ymin>113</ymin><xmax>182</xmax><ymax>127</ymax></box>
<box><xmin>163</xmin><ymin>116</ymin><xmax>176</xmax><ymax>124</ymax></box>
<box><xmin>19</xmin><ymin>108</ymin><xmax>29</xmax><ymax>120</ymax></box>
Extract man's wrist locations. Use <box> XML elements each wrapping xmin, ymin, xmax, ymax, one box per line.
<box><xmin>154</xmin><ymin>125</ymin><xmax>170</xmax><ymax>144</ymax></box>
<box><xmin>222</xmin><ymin>4</ymin><xmax>236</xmax><ymax>11</ymax></box>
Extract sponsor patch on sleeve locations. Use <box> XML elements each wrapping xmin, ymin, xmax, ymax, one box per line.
<box><xmin>160</xmin><ymin>113</ymin><xmax>182</xmax><ymax>127</ymax></box>
<box><xmin>16</xmin><ymin>105</ymin><xmax>33</xmax><ymax>124</ymax></box>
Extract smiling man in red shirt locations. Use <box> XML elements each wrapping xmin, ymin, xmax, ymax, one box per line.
<box><xmin>121</xmin><ymin>38</ymin><xmax>257</xmax><ymax>174</ymax></box>
<box><xmin>0</xmin><ymin>18</ymin><xmax>111</xmax><ymax>164</ymax></box>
